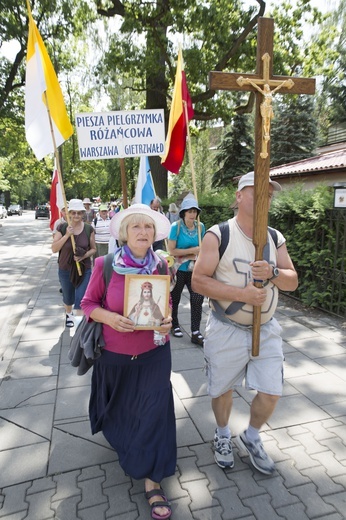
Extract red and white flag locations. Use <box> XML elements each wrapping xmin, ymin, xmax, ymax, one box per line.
<box><xmin>161</xmin><ymin>49</ymin><xmax>194</xmax><ymax>174</ymax></box>
<box><xmin>49</xmin><ymin>164</ymin><xmax>64</xmax><ymax>230</ymax></box>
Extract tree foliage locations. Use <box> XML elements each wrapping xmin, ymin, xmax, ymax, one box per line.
<box><xmin>269</xmin><ymin>184</ymin><xmax>345</xmax><ymax>317</ymax></box>
<box><xmin>0</xmin><ymin>0</ymin><xmax>341</xmax><ymax>206</ymax></box>
<box><xmin>212</xmin><ymin>105</ymin><xmax>254</xmax><ymax>188</ymax></box>
<box><xmin>270</xmin><ymin>94</ymin><xmax>317</xmax><ymax>167</ymax></box>
<box><xmin>319</xmin><ymin>0</ymin><xmax>346</xmax><ymax>127</ymax></box>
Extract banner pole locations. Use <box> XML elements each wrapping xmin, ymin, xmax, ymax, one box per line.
<box><xmin>44</xmin><ymin>92</ymin><xmax>82</xmax><ymax>275</ymax></box>
<box><xmin>119</xmin><ymin>158</ymin><xmax>128</xmax><ymax>209</ymax></box>
<box><xmin>183</xmin><ymin>101</ymin><xmax>201</xmax><ymax>246</ymax></box>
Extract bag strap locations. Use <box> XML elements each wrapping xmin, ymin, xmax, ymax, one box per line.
<box><xmin>218</xmin><ymin>221</ymin><xmax>230</xmax><ymax>260</ymax></box>
<box><xmin>268</xmin><ymin>226</ymin><xmax>278</xmax><ymax>248</ymax></box>
<box><xmin>102</xmin><ymin>253</ymin><xmax>114</xmax><ymax>302</ymax></box>
<box><xmin>218</xmin><ymin>221</ymin><xmax>278</xmax><ymax>260</ymax></box>
<box><xmin>176</xmin><ymin>219</ymin><xmax>181</xmax><ymax>239</ymax></box>
<box><xmin>103</xmin><ymin>253</ymin><xmax>113</xmax><ymax>286</ymax></box>
<box><xmin>101</xmin><ymin>253</ymin><xmax>114</xmax><ymax>304</ymax></box>
<box><xmin>60</xmin><ymin>222</ymin><xmax>92</xmax><ymax>240</ymax></box>
<box><xmin>59</xmin><ymin>222</ymin><xmax>68</xmax><ymax>236</ymax></box>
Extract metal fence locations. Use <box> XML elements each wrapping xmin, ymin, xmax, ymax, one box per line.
<box><xmin>272</xmin><ymin>209</ymin><xmax>346</xmax><ymax>319</ymax></box>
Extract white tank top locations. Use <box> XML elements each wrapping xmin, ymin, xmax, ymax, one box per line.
<box><xmin>208</xmin><ymin>217</ymin><xmax>285</xmax><ymax>325</ymax></box>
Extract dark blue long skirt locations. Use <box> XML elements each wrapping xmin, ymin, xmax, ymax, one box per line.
<box><xmin>89</xmin><ymin>342</ymin><xmax>177</xmax><ymax>482</ymax></box>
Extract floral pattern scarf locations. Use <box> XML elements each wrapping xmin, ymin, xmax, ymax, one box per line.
<box><xmin>112</xmin><ymin>245</ymin><xmax>160</xmax><ymax>275</ymax></box>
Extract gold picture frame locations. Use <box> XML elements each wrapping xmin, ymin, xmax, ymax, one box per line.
<box><xmin>124</xmin><ymin>274</ymin><xmax>170</xmax><ymax>330</ymax></box>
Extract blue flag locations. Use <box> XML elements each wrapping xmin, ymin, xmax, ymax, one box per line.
<box><xmin>134</xmin><ymin>156</ymin><xmax>156</xmax><ymax>205</ymax></box>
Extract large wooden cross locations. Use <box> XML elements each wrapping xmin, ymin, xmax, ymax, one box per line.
<box><xmin>209</xmin><ymin>17</ymin><xmax>315</xmax><ymax>356</ymax></box>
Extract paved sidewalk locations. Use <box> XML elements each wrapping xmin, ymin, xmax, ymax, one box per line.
<box><xmin>0</xmin><ymin>249</ymin><xmax>346</xmax><ymax>520</ymax></box>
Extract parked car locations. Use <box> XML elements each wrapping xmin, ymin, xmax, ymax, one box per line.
<box><xmin>35</xmin><ymin>205</ymin><xmax>50</xmax><ymax>219</ymax></box>
<box><xmin>0</xmin><ymin>205</ymin><xmax>7</xmax><ymax>219</ymax></box>
<box><xmin>7</xmin><ymin>204</ymin><xmax>23</xmax><ymax>216</ymax></box>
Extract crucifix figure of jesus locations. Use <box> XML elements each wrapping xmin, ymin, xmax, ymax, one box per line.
<box><xmin>237</xmin><ymin>52</ymin><xmax>295</xmax><ymax>158</ymax></box>
<box><xmin>209</xmin><ymin>17</ymin><xmax>315</xmax><ymax>355</ymax></box>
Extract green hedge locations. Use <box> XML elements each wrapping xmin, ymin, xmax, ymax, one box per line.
<box><xmin>269</xmin><ymin>184</ymin><xmax>345</xmax><ymax>318</ymax></box>
<box><xmin>165</xmin><ymin>184</ymin><xmax>345</xmax><ymax>317</ymax></box>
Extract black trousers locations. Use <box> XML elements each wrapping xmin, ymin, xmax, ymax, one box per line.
<box><xmin>171</xmin><ymin>269</ymin><xmax>204</xmax><ymax>332</ymax></box>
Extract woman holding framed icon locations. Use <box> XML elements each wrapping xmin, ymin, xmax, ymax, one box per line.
<box><xmin>81</xmin><ymin>204</ymin><xmax>175</xmax><ymax>520</ymax></box>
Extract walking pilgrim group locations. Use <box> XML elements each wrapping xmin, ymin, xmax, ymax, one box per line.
<box><xmin>52</xmin><ymin>174</ymin><xmax>297</xmax><ymax>519</ymax></box>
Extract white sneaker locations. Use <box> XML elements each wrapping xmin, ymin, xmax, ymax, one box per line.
<box><xmin>234</xmin><ymin>431</ymin><xmax>275</xmax><ymax>475</ymax></box>
<box><xmin>213</xmin><ymin>429</ymin><xmax>234</xmax><ymax>469</ymax></box>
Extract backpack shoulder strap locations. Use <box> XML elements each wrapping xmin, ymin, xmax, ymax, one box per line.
<box><xmin>218</xmin><ymin>221</ymin><xmax>230</xmax><ymax>260</ymax></box>
<box><xmin>176</xmin><ymin>219</ymin><xmax>181</xmax><ymax>238</ymax></box>
<box><xmin>84</xmin><ymin>223</ymin><xmax>92</xmax><ymax>239</ymax></box>
<box><xmin>94</xmin><ymin>217</ymin><xmax>98</xmax><ymax>227</ymax></box>
<box><xmin>217</xmin><ymin>222</ymin><xmax>277</xmax><ymax>259</ymax></box>
<box><xmin>268</xmin><ymin>226</ymin><xmax>278</xmax><ymax>248</ymax></box>
<box><xmin>59</xmin><ymin>222</ymin><xmax>68</xmax><ymax>236</ymax></box>
<box><xmin>102</xmin><ymin>253</ymin><xmax>114</xmax><ymax>288</ymax></box>
<box><xmin>60</xmin><ymin>222</ymin><xmax>92</xmax><ymax>241</ymax></box>
<box><xmin>100</xmin><ymin>253</ymin><xmax>114</xmax><ymax>304</ymax></box>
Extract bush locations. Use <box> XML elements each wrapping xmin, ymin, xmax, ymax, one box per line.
<box><xmin>270</xmin><ymin>184</ymin><xmax>345</xmax><ymax>317</ymax></box>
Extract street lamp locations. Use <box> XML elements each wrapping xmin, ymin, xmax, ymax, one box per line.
<box><xmin>333</xmin><ymin>183</ymin><xmax>346</xmax><ymax>209</ymax></box>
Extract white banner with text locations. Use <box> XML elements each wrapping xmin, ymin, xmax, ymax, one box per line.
<box><xmin>75</xmin><ymin>109</ymin><xmax>165</xmax><ymax>161</ymax></box>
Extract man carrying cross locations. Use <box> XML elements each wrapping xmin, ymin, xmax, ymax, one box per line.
<box><xmin>192</xmin><ymin>17</ymin><xmax>312</xmax><ymax>474</ymax></box>
<box><xmin>192</xmin><ymin>171</ymin><xmax>298</xmax><ymax>473</ymax></box>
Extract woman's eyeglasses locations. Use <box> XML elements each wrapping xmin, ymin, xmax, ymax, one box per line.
<box><xmin>70</xmin><ymin>211</ymin><xmax>83</xmax><ymax>215</ymax></box>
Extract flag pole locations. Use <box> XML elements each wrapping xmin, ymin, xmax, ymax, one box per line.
<box><xmin>119</xmin><ymin>158</ymin><xmax>128</xmax><ymax>208</ymax></box>
<box><xmin>43</xmin><ymin>92</ymin><xmax>82</xmax><ymax>275</ymax></box>
<box><xmin>183</xmin><ymin>101</ymin><xmax>201</xmax><ymax>247</ymax></box>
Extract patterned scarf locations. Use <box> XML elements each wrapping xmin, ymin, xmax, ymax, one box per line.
<box><xmin>112</xmin><ymin>245</ymin><xmax>159</xmax><ymax>275</ymax></box>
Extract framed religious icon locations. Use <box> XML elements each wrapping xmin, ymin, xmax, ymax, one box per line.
<box><xmin>124</xmin><ymin>274</ymin><xmax>170</xmax><ymax>330</ymax></box>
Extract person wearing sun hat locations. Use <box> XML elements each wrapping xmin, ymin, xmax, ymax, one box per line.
<box><xmin>52</xmin><ymin>199</ymin><xmax>96</xmax><ymax>328</ymax></box>
<box><xmin>82</xmin><ymin>197</ymin><xmax>96</xmax><ymax>223</ymax></box>
<box><xmin>92</xmin><ymin>203</ymin><xmax>111</xmax><ymax>257</ymax></box>
<box><xmin>167</xmin><ymin>195</ymin><xmax>206</xmax><ymax>346</ymax></box>
<box><xmin>192</xmin><ymin>171</ymin><xmax>297</xmax><ymax>476</ymax></box>
<box><xmin>81</xmin><ymin>203</ymin><xmax>175</xmax><ymax>520</ymax></box>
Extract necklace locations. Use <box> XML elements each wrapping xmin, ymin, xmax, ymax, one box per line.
<box><xmin>183</xmin><ymin>222</ymin><xmax>197</xmax><ymax>237</ymax></box>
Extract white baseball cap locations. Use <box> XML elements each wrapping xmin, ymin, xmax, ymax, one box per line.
<box><xmin>238</xmin><ymin>171</ymin><xmax>282</xmax><ymax>192</ymax></box>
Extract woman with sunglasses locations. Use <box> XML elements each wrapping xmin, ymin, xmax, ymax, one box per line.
<box><xmin>52</xmin><ymin>199</ymin><xmax>97</xmax><ymax>327</ymax></box>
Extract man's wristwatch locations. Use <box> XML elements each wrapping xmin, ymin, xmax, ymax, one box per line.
<box><xmin>269</xmin><ymin>266</ymin><xmax>279</xmax><ymax>280</ymax></box>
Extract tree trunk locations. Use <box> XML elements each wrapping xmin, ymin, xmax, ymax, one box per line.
<box><xmin>145</xmin><ymin>1</ymin><xmax>169</xmax><ymax>199</ymax></box>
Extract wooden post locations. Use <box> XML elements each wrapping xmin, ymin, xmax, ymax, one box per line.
<box><xmin>44</xmin><ymin>92</ymin><xmax>82</xmax><ymax>275</ymax></box>
<box><xmin>183</xmin><ymin>101</ymin><xmax>202</xmax><ymax>247</ymax></box>
<box><xmin>119</xmin><ymin>158</ymin><xmax>128</xmax><ymax>209</ymax></box>
<box><xmin>209</xmin><ymin>17</ymin><xmax>315</xmax><ymax>355</ymax></box>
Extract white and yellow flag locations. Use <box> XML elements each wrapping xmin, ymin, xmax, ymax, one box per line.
<box><xmin>25</xmin><ymin>1</ymin><xmax>73</xmax><ymax>160</ymax></box>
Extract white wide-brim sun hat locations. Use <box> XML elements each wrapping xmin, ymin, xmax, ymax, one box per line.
<box><xmin>110</xmin><ymin>203</ymin><xmax>171</xmax><ymax>241</ymax></box>
<box><xmin>68</xmin><ymin>199</ymin><xmax>86</xmax><ymax>212</ymax></box>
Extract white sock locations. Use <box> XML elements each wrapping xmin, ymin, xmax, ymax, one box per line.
<box><xmin>217</xmin><ymin>425</ymin><xmax>231</xmax><ymax>438</ymax></box>
<box><xmin>245</xmin><ymin>425</ymin><xmax>260</xmax><ymax>442</ymax></box>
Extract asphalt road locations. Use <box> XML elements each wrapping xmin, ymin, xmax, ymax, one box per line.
<box><xmin>0</xmin><ymin>210</ymin><xmax>53</xmax><ymax>358</ymax></box>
